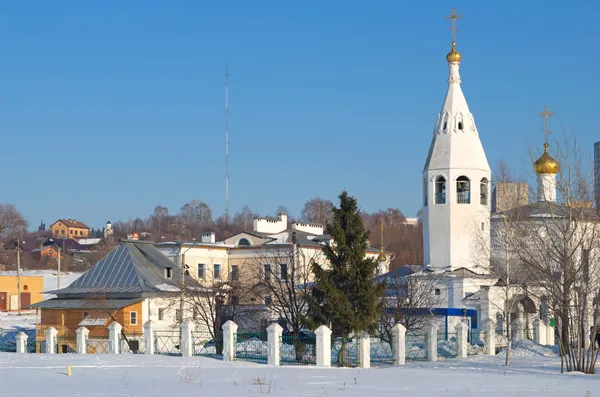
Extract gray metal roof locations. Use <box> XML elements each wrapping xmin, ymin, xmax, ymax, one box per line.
<box><xmin>29</xmin><ymin>298</ymin><xmax>143</xmax><ymax>310</ymax></box>
<box><xmin>46</xmin><ymin>241</ymin><xmax>184</xmax><ymax>296</ymax></box>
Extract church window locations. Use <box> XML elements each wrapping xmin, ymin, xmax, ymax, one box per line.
<box><xmin>435</xmin><ymin>176</ymin><xmax>446</xmax><ymax>204</ymax></box>
<box><xmin>443</xmin><ymin>121</ymin><xmax>447</xmax><ymax>130</ymax></box>
<box><xmin>458</xmin><ymin>121</ymin><xmax>463</xmax><ymax>130</ymax></box>
<box><xmin>456</xmin><ymin>176</ymin><xmax>471</xmax><ymax>204</ymax></box>
<box><xmin>423</xmin><ymin>178</ymin><xmax>428</xmax><ymax>207</ymax></box>
<box><xmin>434</xmin><ymin>288</ymin><xmax>441</xmax><ymax>296</ymax></box>
<box><xmin>481</xmin><ymin>222</ymin><xmax>484</xmax><ymax>230</ymax></box>
<box><xmin>480</xmin><ymin>178</ymin><xmax>489</xmax><ymax>205</ymax></box>
<box><xmin>237</xmin><ymin>238</ymin><xmax>251</xmax><ymax>246</ymax></box>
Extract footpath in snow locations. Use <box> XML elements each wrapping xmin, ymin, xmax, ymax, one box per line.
<box><xmin>0</xmin><ymin>350</ymin><xmax>598</xmax><ymax>397</ymax></box>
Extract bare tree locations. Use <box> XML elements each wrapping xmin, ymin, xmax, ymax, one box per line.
<box><xmin>517</xmin><ymin>132</ymin><xmax>600</xmax><ymax>373</ymax></box>
<box><xmin>0</xmin><ymin>204</ymin><xmax>27</xmax><ymax>237</ymax></box>
<box><xmin>232</xmin><ymin>205</ymin><xmax>258</xmax><ymax>232</ymax></box>
<box><xmin>179</xmin><ymin>200</ymin><xmax>213</xmax><ymax>238</ymax></box>
<box><xmin>379</xmin><ymin>268</ymin><xmax>443</xmax><ymax>344</ymax></box>
<box><xmin>300</xmin><ymin>197</ymin><xmax>333</xmax><ymax>225</ymax></box>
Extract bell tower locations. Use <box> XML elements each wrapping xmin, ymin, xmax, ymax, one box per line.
<box><xmin>422</xmin><ymin>9</ymin><xmax>491</xmax><ymax>273</ymax></box>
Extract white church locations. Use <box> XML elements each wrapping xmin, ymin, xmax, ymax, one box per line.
<box><xmin>414</xmin><ymin>17</ymin><xmax>568</xmax><ymax>346</ymax></box>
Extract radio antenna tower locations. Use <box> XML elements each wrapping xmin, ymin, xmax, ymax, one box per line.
<box><xmin>225</xmin><ymin>63</ymin><xmax>230</xmax><ymax>225</ymax></box>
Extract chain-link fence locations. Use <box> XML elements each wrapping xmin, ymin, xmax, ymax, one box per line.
<box><xmin>280</xmin><ymin>333</ymin><xmax>316</xmax><ymax>365</ymax></box>
<box><xmin>234</xmin><ymin>332</ymin><xmax>268</xmax><ymax>363</ymax></box>
<box><xmin>154</xmin><ymin>329</ymin><xmax>181</xmax><ymax>356</ymax></box>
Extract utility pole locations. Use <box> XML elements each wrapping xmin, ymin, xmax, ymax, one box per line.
<box><xmin>16</xmin><ymin>232</ymin><xmax>22</xmax><ymax>315</ymax></box>
<box><xmin>225</xmin><ymin>63</ymin><xmax>230</xmax><ymax>225</ymax></box>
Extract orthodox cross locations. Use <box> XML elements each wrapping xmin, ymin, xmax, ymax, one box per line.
<box><xmin>538</xmin><ymin>106</ymin><xmax>555</xmax><ymax>144</ymax></box>
<box><xmin>446</xmin><ymin>8</ymin><xmax>462</xmax><ymax>42</ymax></box>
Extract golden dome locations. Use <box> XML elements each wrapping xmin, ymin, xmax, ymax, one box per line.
<box><xmin>534</xmin><ymin>143</ymin><xmax>560</xmax><ymax>174</ymax></box>
<box><xmin>377</xmin><ymin>251</ymin><xmax>387</xmax><ymax>262</ymax></box>
<box><xmin>446</xmin><ymin>42</ymin><xmax>462</xmax><ymax>63</ymax></box>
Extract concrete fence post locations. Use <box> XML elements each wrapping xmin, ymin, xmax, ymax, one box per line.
<box><xmin>222</xmin><ymin>320</ymin><xmax>238</xmax><ymax>362</ymax></box>
<box><xmin>315</xmin><ymin>325</ymin><xmax>332</xmax><ymax>367</ymax></box>
<box><xmin>108</xmin><ymin>322</ymin><xmax>122</xmax><ymax>354</ymax></box>
<box><xmin>76</xmin><ymin>326</ymin><xmax>89</xmax><ymax>354</ymax></box>
<box><xmin>485</xmin><ymin>320</ymin><xmax>496</xmax><ymax>355</ymax></box>
<box><xmin>533</xmin><ymin>319</ymin><xmax>547</xmax><ymax>345</ymax></box>
<box><xmin>392</xmin><ymin>323</ymin><xmax>406</xmax><ymax>365</ymax></box>
<box><xmin>455</xmin><ymin>322</ymin><xmax>469</xmax><ymax>358</ymax></box>
<box><xmin>426</xmin><ymin>324</ymin><xmax>438</xmax><ymax>362</ymax></box>
<box><xmin>546</xmin><ymin>321</ymin><xmax>555</xmax><ymax>346</ymax></box>
<box><xmin>512</xmin><ymin>318</ymin><xmax>523</xmax><ymax>346</ymax></box>
<box><xmin>181</xmin><ymin>320</ymin><xmax>194</xmax><ymax>357</ymax></box>
<box><xmin>144</xmin><ymin>320</ymin><xmax>154</xmax><ymax>355</ymax></box>
<box><xmin>46</xmin><ymin>327</ymin><xmax>58</xmax><ymax>354</ymax></box>
<box><xmin>15</xmin><ymin>332</ymin><xmax>28</xmax><ymax>354</ymax></box>
<box><xmin>357</xmin><ymin>333</ymin><xmax>370</xmax><ymax>368</ymax></box>
<box><xmin>267</xmin><ymin>323</ymin><xmax>283</xmax><ymax>366</ymax></box>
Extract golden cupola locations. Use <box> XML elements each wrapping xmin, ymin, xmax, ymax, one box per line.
<box><xmin>533</xmin><ymin>143</ymin><xmax>560</xmax><ymax>174</ymax></box>
<box><xmin>446</xmin><ymin>42</ymin><xmax>462</xmax><ymax>63</ymax></box>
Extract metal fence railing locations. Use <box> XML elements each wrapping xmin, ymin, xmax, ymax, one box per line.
<box><xmin>405</xmin><ymin>333</ymin><xmax>428</xmax><ymax>361</ymax></box>
<box><xmin>438</xmin><ymin>332</ymin><xmax>459</xmax><ymax>358</ymax></box>
<box><xmin>154</xmin><ymin>330</ymin><xmax>181</xmax><ymax>356</ymax></box>
<box><xmin>370</xmin><ymin>338</ymin><xmax>394</xmax><ymax>366</ymax></box>
<box><xmin>192</xmin><ymin>331</ymin><xmax>223</xmax><ymax>358</ymax></box>
<box><xmin>280</xmin><ymin>334</ymin><xmax>316</xmax><ymax>365</ymax></box>
<box><xmin>331</xmin><ymin>337</ymin><xmax>359</xmax><ymax>367</ymax></box>
<box><xmin>0</xmin><ymin>328</ymin><xmax>36</xmax><ymax>353</ymax></box>
<box><xmin>87</xmin><ymin>337</ymin><xmax>110</xmax><ymax>354</ymax></box>
<box><xmin>234</xmin><ymin>332</ymin><xmax>268</xmax><ymax>363</ymax></box>
<box><xmin>468</xmin><ymin>331</ymin><xmax>487</xmax><ymax>356</ymax></box>
<box><xmin>121</xmin><ymin>333</ymin><xmax>145</xmax><ymax>354</ymax></box>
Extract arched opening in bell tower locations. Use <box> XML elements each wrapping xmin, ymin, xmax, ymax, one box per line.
<box><xmin>435</xmin><ymin>176</ymin><xmax>447</xmax><ymax>204</ymax></box>
<box><xmin>480</xmin><ymin>178</ymin><xmax>489</xmax><ymax>205</ymax></box>
<box><xmin>456</xmin><ymin>176</ymin><xmax>471</xmax><ymax>204</ymax></box>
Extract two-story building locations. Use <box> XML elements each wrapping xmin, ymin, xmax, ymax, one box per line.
<box><xmin>51</xmin><ymin>219</ymin><xmax>90</xmax><ymax>240</ymax></box>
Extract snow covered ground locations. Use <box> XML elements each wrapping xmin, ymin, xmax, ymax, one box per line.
<box><xmin>0</xmin><ymin>352</ymin><xmax>598</xmax><ymax>396</ymax></box>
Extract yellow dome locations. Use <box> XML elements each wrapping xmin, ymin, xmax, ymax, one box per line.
<box><xmin>377</xmin><ymin>251</ymin><xmax>387</xmax><ymax>262</ymax></box>
<box><xmin>446</xmin><ymin>42</ymin><xmax>462</xmax><ymax>63</ymax></box>
<box><xmin>534</xmin><ymin>143</ymin><xmax>560</xmax><ymax>174</ymax></box>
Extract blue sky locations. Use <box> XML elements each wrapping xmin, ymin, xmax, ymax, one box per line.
<box><xmin>1</xmin><ymin>1</ymin><xmax>598</xmax><ymax>230</ymax></box>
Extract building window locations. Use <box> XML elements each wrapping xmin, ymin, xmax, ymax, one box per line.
<box><xmin>130</xmin><ymin>312</ymin><xmax>137</xmax><ymax>325</ymax></box>
<box><xmin>458</xmin><ymin>121</ymin><xmax>463</xmax><ymax>130</ymax></box>
<box><xmin>443</xmin><ymin>121</ymin><xmax>447</xmax><ymax>130</ymax></box>
<box><xmin>481</xmin><ymin>222</ymin><xmax>485</xmax><ymax>231</ymax></box>
<box><xmin>23</xmin><ymin>285</ymin><xmax>28</xmax><ymax>291</ymax></box>
<box><xmin>61</xmin><ymin>229</ymin><xmax>65</xmax><ymax>235</ymax></box>
<box><xmin>423</xmin><ymin>178</ymin><xmax>428</xmax><ymax>207</ymax></box>
<box><xmin>457</xmin><ymin>176</ymin><xmax>471</xmax><ymax>204</ymax></box>
<box><xmin>69</xmin><ymin>230</ymin><xmax>73</xmax><ymax>234</ymax></box>
<box><xmin>264</xmin><ymin>264</ymin><xmax>272</xmax><ymax>282</ymax></box>
<box><xmin>80</xmin><ymin>230</ymin><xmax>83</xmax><ymax>235</ymax></box>
<box><xmin>158</xmin><ymin>308</ymin><xmax>165</xmax><ymax>321</ymax></box>
<box><xmin>435</xmin><ymin>289</ymin><xmax>441</xmax><ymax>296</ymax></box>
<box><xmin>237</xmin><ymin>238</ymin><xmax>251</xmax><ymax>246</ymax></box>
<box><xmin>198</xmin><ymin>264</ymin><xmax>205</xmax><ymax>279</ymax></box>
<box><xmin>213</xmin><ymin>264</ymin><xmax>221</xmax><ymax>280</ymax></box>
<box><xmin>231</xmin><ymin>265</ymin><xmax>239</xmax><ymax>281</ymax></box>
<box><xmin>480</xmin><ymin>178</ymin><xmax>488</xmax><ymax>205</ymax></box>
<box><xmin>435</xmin><ymin>176</ymin><xmax>446</xmax><ymax>204</ymax></box>
<box><xmin>264</xmin><ymin>296</ymin><xmax>272</xmax><ymax>305</ymax></box>
<box><xmin>279</xmin><ymin>264</ymin><xmax>288</xmax><ymax>281</ymax></box>
<box><xmin>165</xmin><ymin>267</ymin><xmax>172</xmax><ymax>279</ymax></box>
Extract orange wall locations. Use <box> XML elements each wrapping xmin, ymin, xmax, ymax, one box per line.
<box><xmin>0</xmin><ymin>275</ymin><xmax>44</xmax><ymax>306</ymax></box>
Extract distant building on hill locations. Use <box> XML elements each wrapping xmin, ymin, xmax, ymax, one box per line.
<box><xmin>51</xmin><ymin>219</ymin><xmax>90</xmax><ymax>240</ymax></box>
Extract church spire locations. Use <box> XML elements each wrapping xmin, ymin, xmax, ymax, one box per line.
<box><xmin>445</xmin><ymin>8</ymin><xmax>462</xmax><ymax>63</ymax></box>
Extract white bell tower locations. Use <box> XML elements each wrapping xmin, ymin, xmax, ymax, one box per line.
<box><xmin>422</xmin><ymin>9</ymin><xmax>491</xmax><ymax>274</ymax></box>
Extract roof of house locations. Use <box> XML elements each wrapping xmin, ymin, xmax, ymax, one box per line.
<box><xmin>494</xmin><ymin>201</ymin><xmax>600</xmax><ymax>222</ymax></box>
<box><xmin>45</xmin><ymin>240</ymin><xmax>186</xmax><ymax>295</ymax></box>
<box><xmin>51</xmin><ymin>219</ymin><xmax>90</xmax><ymax>229</ymax></box>
<box><xmin>29</xmin><ymin>297</ymin><xmax>143</xmax><ymax>310</ymax></box>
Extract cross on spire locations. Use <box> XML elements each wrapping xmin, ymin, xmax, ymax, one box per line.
<box><xmin>446</xmin><ymin>8</ymin><xmax>462</xmax><ymax>43</ymax></box>
<box><xmin>538</xmin><ymin>105</ymin><xmax>555</xmax><ymax>144</ymax></box>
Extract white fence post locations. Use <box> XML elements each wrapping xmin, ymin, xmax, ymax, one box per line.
<box><xmin>76</xmin><ymin>327</ymin><xmax>89</xmax><ymax>354</ymax></box>
<box><xmin>108</xmin><ymin>322</ymin><xmax>122</xmax><ymax>354</ymax></box>
<box><xmin>144</xmin><ymin>320</ymin><xmax>154</xmax><ymax>355</ymax></box>
<box><xmin>546</xmin><ymin>322</ymin><xmax>555</xmax><ymax>346</ymax></box>
<box><xmin>46</xmin><ymin>327</ymin><xmax>58</xmax><ymax>354</ymax></box>
<box><xmin>533</xmin><ymin>319</ymin><xmax>546</xmax><ymax>345</ymax></box>
<box><xmin>181</xmin><ymin>320</ymin><xmax>193</xmax><ymax>357</ymax></box>
<box><xmin>15</xmin><ymin>332</ymin><xmax>28</xmax><ymax>354</ymax></box>
<box><xmin>392</xmin><ymin>323</ymin><xmax>406</xmax><ymax>365</ymax></box>
<box><xmin>426</xmin><ymin>324</ymin><xmax>438</xmax><ymax>362</ymax></box>
<box><xmin>485</xmin><ymin>320</ymin><xmax>496</xmax><ymax>355</ymax></box>
<box><xmin>358</xmin><ymin>333</ymin><xmax>370</xmax><ymax>368</ymax></box>
<box><xmin>315</xmin><ymin>325</ymin><xmax>332</xmax><ymax>367</ymax></box>
<box><xmin>222</xmin><ymin>320</ymin><xmax>238</xmax><ymax>362</ymax></box>
<box><xmin>267</xmin><ymin>323</ymin><xmax>283</xmax><ymax>366</ymax></box>
<box><xmin>455</xmin><ymin>322</ymin><xmax>468</xmax><ymax>358</ymax></box>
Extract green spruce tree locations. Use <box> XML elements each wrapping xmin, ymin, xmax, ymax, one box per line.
<box><xmin>305</xmin><ymin>191</ymin><xmax>385</xmax><ymax>366</ymax></box>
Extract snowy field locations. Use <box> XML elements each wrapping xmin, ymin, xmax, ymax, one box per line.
<box><xmin>0</xmin><ymin>352</ymin><xmax>598</xmax><ymax>396</ymax></box>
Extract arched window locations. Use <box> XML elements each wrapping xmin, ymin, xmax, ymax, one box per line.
<box><xmin>237</xmin><ymin>238</ymin><xmax>251</xmax><ymax>246</ymax></box>
<box><xmin>456</xmin><ymin>176</ymin><xmax>470</xmax><ymax>204</ymax></box>
<box><xmin>480</xmin><ymin>178</ymin><xmax>488</xmax><ymax>205</ymax></box>
<box><xmin>435</xmin><ymin>176</ymin><xmax>446</xmax><ymax>204</ymax></box>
